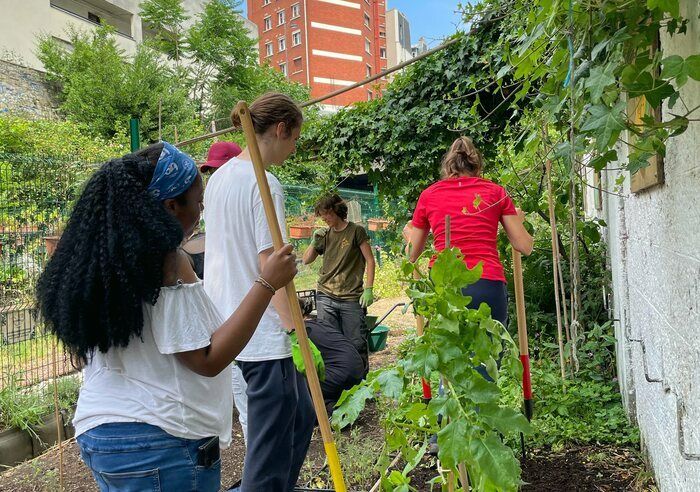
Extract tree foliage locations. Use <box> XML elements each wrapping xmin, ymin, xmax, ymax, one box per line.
<box><xmin>37</xmin><ymin>25</ymin><xmax>197</xmax><ymax>142</ymax></box>
<box><xmin>36</xmin><ymin>0</ymin><xmax>309</xmax><ymax>141</ymax></box>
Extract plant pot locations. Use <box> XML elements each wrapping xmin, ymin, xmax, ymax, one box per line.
<box><xmin>0</xmin><ymin>427</ymin><xmax>33</xmax><ymax>467</ymax></box>
<box><xmin>289</xmin><ymin>225</ymin><xmax>313</xmax><ymax>239</ymax></box>
<box><xmin>44</xmin><ymin>236</ymin><xmax>61</xmax><ymax>257</ymax></box>
<box><xmin>369</xmin><ymin>325</ymin><xmax>389</xmax><ymax>352</ymax></box>
<box><xmin>0</xmin><ymin>304</ymin><xmax>38</xmax><ymax>345</ymax></box>
<box><xmin>30</xmin><ymin>412</ymin><xmax>65</xmax><ymax>456</ymax></box>
<box><xmin>367</xmin><ymin>218</ymin><xmax>390</xmax><ymax>231</ymax></box>
<box><xmin>61</xmin><ymin>408</ymin><xmax>76</xmax><ymax>439</ymax></box>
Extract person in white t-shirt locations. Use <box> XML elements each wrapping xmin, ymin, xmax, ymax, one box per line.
<box><xmin>204</xmin><ymin>92</ymin><xmax>313</xmax><ymax>492</ymax></box>
<box><xmin>36</xmin><ymin>142</ymin><xmax>297</xmax><ymax>492</ymax></box>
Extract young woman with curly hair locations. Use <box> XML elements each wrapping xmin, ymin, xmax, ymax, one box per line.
<box><xmin>37</xmin><ymin>141</ymin><xmax>297</xmax><ymax>492</ymax></box>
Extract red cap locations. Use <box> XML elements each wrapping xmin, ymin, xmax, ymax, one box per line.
<box><xmin>200</xmin><ymin>141</ymin><xmax>242</xmax><ymax>172</ymax></box>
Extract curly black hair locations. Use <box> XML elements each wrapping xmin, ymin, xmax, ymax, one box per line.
<box><xmin>37</xmin><ymin>143</ymin><xmax>187</xmax><ymax>363</ymax></box>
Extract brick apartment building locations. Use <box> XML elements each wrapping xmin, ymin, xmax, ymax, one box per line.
<box><xmin>247</xmin><ymin>0</ymin><xmax>388</xmax><ymax>109</ymax></box>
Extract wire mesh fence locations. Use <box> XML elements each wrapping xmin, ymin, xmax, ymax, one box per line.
<box><xmin>0</xmin><ymin>153</ymin><xmax>394</xmax><ymax>390</ymax></box>
<box><xmin>0</xmin><ymin>153</ymin><xmax>94</xmax><ymax>389</ymax></box>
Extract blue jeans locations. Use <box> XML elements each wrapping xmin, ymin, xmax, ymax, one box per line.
<box><xmin>77</xmin><ymin>422</ymin><xmax>220</xmax><ymax>492</ymax></box>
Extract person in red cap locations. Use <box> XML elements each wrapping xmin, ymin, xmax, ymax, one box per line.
<box><xmin>200</xmin><ymin>141</ymin><xmax>243</xmax><ymax>174</ymax></box>
<box><xmin>185</xmin><ymin>141</ymin><xmax>243</xmax><ymax>277</ymax></box>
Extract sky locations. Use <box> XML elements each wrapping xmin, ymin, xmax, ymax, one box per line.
<box><xmin>240</xmin><ymin>1</ymin><xmax>466</xmax><ymax>48</ymax></box>
<box><xmin>386</xmin><ymin>0</ymin><xmax>465</xmax><ymax>47</ymax></box>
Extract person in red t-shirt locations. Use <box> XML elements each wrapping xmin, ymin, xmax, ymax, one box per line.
<box><xmin>409</xmin><ymin>136</ymin><xmax>533</xmax><ymax>327</ymax></box>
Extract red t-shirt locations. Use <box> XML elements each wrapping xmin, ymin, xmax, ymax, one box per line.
<box><xmin>412</xmin><ymin>177</ymin><xmax>517</xmax><ymax>282</ymax></box>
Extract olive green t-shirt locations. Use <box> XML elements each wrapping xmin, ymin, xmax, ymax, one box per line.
<box><xmin>315</xmin><ymin>222</ymin><xmax>369</xmax><ymax>301</ymax></box>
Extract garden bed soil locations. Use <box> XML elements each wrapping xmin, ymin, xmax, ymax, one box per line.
<box><xmin>0</xmin><ymin>297</ymin><xmax>656</xmax><ymax>491</ymax></box>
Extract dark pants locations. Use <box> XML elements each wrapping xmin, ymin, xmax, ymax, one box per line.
<box><xmin>316</xmin><ymin>292</ymin><xmax>369</xmax><ymax>373</ymax></box>
<box><xmin>237</xmin><ymin>358</ymin><xmax>314</xmax><ymax>492</ymax></box>
<box><xmin>462</xmin><ymin>278</ymin><xmax>509</xmax><ymax>326</ymax></box>
<box><xmin>463</xmin><ymin>278</ymin><xmax>509</xmax><ymax>382</ymax></box>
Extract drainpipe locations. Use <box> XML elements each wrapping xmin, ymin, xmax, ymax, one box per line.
<box><xmin>303</xmin><ymin>0</ymin><xmax>311</xmax><ymax>87</ymax></box>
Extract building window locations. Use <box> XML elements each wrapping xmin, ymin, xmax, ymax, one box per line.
<box><xmin>265</xmin><ymin>41</ymin><xmax>273</xmax><ymax>57</ymax></box>
<box><xmin>264</xmin><ymin>16</ymin><xmax>272</xmax><ymax>31</ymax></box>
<box><xmin>291</xmin><ymin>3</ymin><xmax>300</xmax><ymax>18</ymax></box>
<box><xmin>263</xmin><ymin>0</ymin><xmax>271</xmax><ymax>5</ymax></box>
<box><xmin>367</xmin><ymin>90</ymin><xmax>373</xmax><ymax>101</ymax></box>
<box><xmin>366</xmin><ymin>64</ymin><xmax>372</xmax><ymax>77</ymax></box>
<box><xmin>379</xmin><ymin>31</ymin><xmax>386</xmax><ymax>38</ymax></box>
<box><xmin>278</xmin><ymin>36</ymin><xmax>286</xmax><ymax>52</ymax></box>
<box><xmin>278</xmin><ymin>10</ymin><xmax>285</xmax><ymax>26</ymax></box>
<box><xmin>293</xmin><ymin>56</ymin><xmax>303</xmax><ymax>71</ymax></box>
<box><xmin>380</xmin><ymin>47</ymin><xmax>386</xmax><ymax>59</ymax></box>
<box><xmin>364</xmin><ymin>13</ymin><xmax>371</xmax><ymax>28</ymax></box>
<box><xmin>292</xmin><ymin>30</ymin><xmax>302</xmax><ymax>47</ymax></box>
<box><xmin>365</xmin><ymin>39</ymin><xmax>371</xmax><ymax>54</ymax></box>
<box><xmin>280</xmin><ymin>62</ymin><xmax>287</xmax><ymax>76</ymax></box>
<box><xmin>88</xmin><ymin>12</ymin><xmax>101</xmax><ymax>24</ymax></box>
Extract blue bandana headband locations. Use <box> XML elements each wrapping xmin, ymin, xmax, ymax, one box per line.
<box><xmin>147</xmin><ymin>142</ymin><xmax>198</xmax><ymax>200</ymax></box>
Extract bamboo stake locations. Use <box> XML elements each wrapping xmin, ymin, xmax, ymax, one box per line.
<box><xmin>556</xmin><ymin>253</ymin><xmax>571</xmax><ymax>344</ymax></box>
<box><xmin>409</xmin><ymin>230</ymin><xmax>431</xmax><ymax>402</ymax></box>
<box><xmin>51</xmin><ymin>339</ymin><xmax>64</xmax><ymax>491</ymax></box>
<box><xmin>444</xmin><ymin>215</ymin><xmax>458</xmax><ymax>490</ymax></box>
<box><xmin>546</xmin><ymin>159</ymin><xmax>567</xmax><ymax>386</ymax></box>
<box><xmin>444</xmin><ymin>215</ymin><xmax>451</xmax><ymax>250</ymax></box>
<box><xmin>457</xmin><ymin>463</ymin><xmax>469</xmax><ymax>490</ymax></box>
<box><xmin>234</xmin><ymin>101</ymin><xmax>346</xmax><ymax>492</ymax></box>
<box><xmin>369</xmin><ymin>453</ymin><xmax>402</xmax><ymax>492</ymax></box>
<box><xmin>158</xmin><ymin>98</ymin><xmax>162</xmax><ymax>141</ymax></box>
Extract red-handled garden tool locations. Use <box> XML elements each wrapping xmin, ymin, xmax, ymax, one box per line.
<box><xmin>512</xmin><ymin>248</ymin><xmax>533</xmax><ymax>460</ymax></box>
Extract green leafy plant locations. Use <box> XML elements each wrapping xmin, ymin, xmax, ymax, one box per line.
<box><xmin>333</xmin><ymin>248</ymin><xmax>530</xmax><ymax>491</ymax></box>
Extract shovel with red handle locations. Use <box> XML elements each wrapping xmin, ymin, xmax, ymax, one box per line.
<box><xmin>512</xmin><ymin>248</ymin><xmax>533</xmax><ymax>460</ymax></box>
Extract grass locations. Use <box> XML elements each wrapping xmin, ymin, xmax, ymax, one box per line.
<box><xmin>0</xmin><ymin>373</ymin><xmax>80</xmax><ymax>432</ymax></box>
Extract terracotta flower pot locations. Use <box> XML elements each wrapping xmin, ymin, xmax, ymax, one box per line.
<box><xmin>43</xmin><ymin>236</ymin><xmax>61</xmax><ymax>257</ymax></box>
<box><xmin>367</xmin><ymin>218</ymin><xmax>390</xmax><ymax>231</ymax></box>
<box><xmin>289</xmin><ymin>225</ymin><xmax>313</xmax><ymax>239</ymax></box>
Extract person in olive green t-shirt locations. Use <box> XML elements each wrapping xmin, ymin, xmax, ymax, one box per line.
<box><xmin>303</xmin><ymin>194</ymin><xmax>376</xmax><ymax>372</ymax></box>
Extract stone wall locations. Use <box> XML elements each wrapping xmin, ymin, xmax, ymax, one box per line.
<box><xmin>0</xmin><ymin>59</ymin><xmax>58</xmax><ymax>119</ymax></box>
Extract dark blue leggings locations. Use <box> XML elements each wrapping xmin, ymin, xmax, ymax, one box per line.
<box><xmin>463</xmin><ymin>278</ymin><xmax>509</xmax><ymax>382</ymax></box>
<box><xmin>462</xmin><ymin>278</ymin><xmax>509</xmax><ymax>327</ymax></box>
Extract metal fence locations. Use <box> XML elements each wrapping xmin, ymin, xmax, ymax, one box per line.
<box><xmin>0</xmin><ymin>153</ymin><xmax>393</xmax><ymax>389</ymax></box>
<box><xmin>0</xmin><ymin>153</ymin><xmax>91</xmax><ymax>389</ymax></box>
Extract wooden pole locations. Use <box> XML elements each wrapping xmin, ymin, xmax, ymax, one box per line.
<box><xmin>158</xmin><ymin>98</ymin><xmax>162</xmax><ymax>141</ymax></box>
<box><xmin>444</xmin><ymin>215</ymin><xmax>451</xmax><ymax>251</ymax></box>
<box><xmin>512</xmin><ymin>248</ymin><xmax>534</xmax><ymax>462</ymax></box>
<box><xmin>443</xmin><ymin>215</ymin><xmax>458</xmax><ymax>489</ymax></box>
<box><xmin>51</xmin><ymin>339</ymin><xmax>64</xmax><ymax>491</ymax></box>
<box><xmin>175</xmin><ymin>37</ymin><xmax>463</xmax><ymax>148</ymax></box>
<box><xmin>546</xmin><ymin>160</ymin><xmax>567</xmax><ymax>385</ymax></box>
<box><xmin>234</xmin><ymin>101</ymin><xmax>346</xmax><ymax>492</ymax></box>
<box><xmin>368</xmin><ymin>453</ymin><xmax>402</xmax><ymax>492</ymax></box>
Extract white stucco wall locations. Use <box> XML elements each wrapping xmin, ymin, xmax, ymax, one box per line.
<box><xmin>600</xmin><ymin>1</ymin><xmax>700</xmax><ymax>489</ymax></box>
<box><xmin>0</xmin><ymin>0</ymin><xmax>255</xmax><ymax>71</ymax></box>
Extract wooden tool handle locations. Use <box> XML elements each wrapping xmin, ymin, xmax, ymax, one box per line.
<box><xmin>235</xmin><ymin>102</ymin><xmax>347</xmax><ymax>492</ymax></box>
